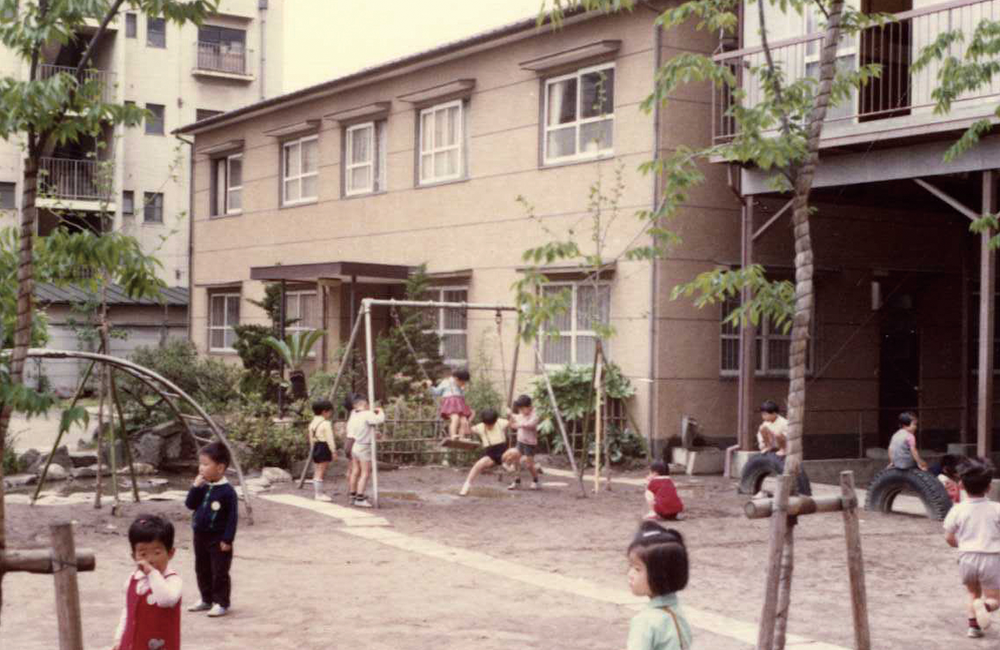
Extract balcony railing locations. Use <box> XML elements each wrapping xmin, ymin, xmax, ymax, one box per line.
<box><xmin>194</xmin><ymin>42</ymin><xmax>252</xmax><ymax>76</ymax></box>
<box><xmin>37</xmin><ymin>64</ymin><xmax>115</xmax><ymax>104</ymax></box>
<box><xmin>712</xmin><ymin>0</ymin><xmax>1000</xmax><ymax>144</ymax></box>
<box><xmin>39</xmin><ymin>157</ymin><xmax>113</xmax><ymax>202</ymax></box>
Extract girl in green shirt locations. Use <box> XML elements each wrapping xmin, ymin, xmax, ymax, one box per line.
<box><xmin>626</xmin><ymin>521</ymin><xmax>692</xmax><ymax>650</ymax></box>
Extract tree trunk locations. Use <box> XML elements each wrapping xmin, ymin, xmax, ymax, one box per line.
<box><xmin>772</xmin><ymin>521</ymin><xmax>795</xmax><ymax>649</ymax></box>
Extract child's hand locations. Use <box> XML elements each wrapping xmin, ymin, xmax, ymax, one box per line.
<box><xmin>136</xmin><ymin>559</ymin><xmax>153</xmax><ymax>575</ymax></box>
<box><xmin>193</xmin><ymin>474</ymin><xmax>206</xmax><ymax>487</ymax></box>
<box><xmin>919</xmin><ymin>462</ymin><xmax>929</xmax><ymax>471</ymax></box>
<box><xmin>220</xmin><ymin>541</ymin><xmax>232</xmax><ymax>552</ymax></box>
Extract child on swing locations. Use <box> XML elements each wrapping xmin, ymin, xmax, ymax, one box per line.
<box><xmin>428</xmin><ymin>367</ymin><xmax>473</xmax><ymax>440</ymax></box>
<box><xmin>458</xmin><ymin>407</ymin><xmax>511</xmax><ymax>496</ymax></box>
<box><xmin>626</xmin><ymin>520</ymin><xmax>692</xmax><ymax>650</ymax></box>
<box><xmin>308</xmin><ymin>399</ymin><xmax>337</xmax><ymax>502</ymax></box>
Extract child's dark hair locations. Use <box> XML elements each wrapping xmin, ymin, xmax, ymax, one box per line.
<box><xmin>480</xmin><ymin>408</ymin><xmax>498</xmax><ymax>425</ymax></box>
<box><xmin>312</xmin><ymin>398</ymin><xmax>333</xmax><ymax>416</ymax></box>
<box><xmin>760</xmin><ymin>400</ymin><xmax>780</xmax><ymax>414</ymax></box>
<box><xmin>628</xmin><ymin>521</ymin><xmax>688</xmax><ymax>595</ymax></box>
<box><xmin>453</xmin><ymin>368</ymin><xmax>470</xmax><ymax>382</ymax></box>
<box><xmin>898</xmin><ymin>411</ymin><xmax>917</xmax><ymax>427</ymax></box>
<box><xmin>128</xmin><ymin>514</ymin><xmax>175</xmax><ymax>552</ymax></box>
<box><xmin>650</xmin><ymin>459</ymin><xmax>669</xmax><ymax>476</ymax></box>
<box><xmin>959</xmin><ymin>457</ymin><xmax>995</xmax><ymax>496</ymax></box>
<box><xmin>513</xmin><ymin>394</ymin><xmax>532</xmax><ymax>409</ymax></box>
<box><xmin>940</xmin><ymin>454</ymin><xmax>963</xmax><ymax>480</ymax></box>
<box><xmin>352</xmin><ymin>393</ymin><xmax>369</xmax><ymax>408</ymax></box>
<box><xmin>199</xmin><ymin>441</ymin><xmax>230</xmax><ymax>468</ymax></box>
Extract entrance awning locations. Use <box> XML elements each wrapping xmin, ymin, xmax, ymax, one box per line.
<box><xmin>249</xmin><ymin>261</ymin><xmax>411</xmax><ymax>284</ymax></box>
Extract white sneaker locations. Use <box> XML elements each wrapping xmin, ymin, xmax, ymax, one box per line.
<box><xmin>968</xmin><ymin>626</ymin><xmax>985</xmax><ymax>638</ymax></box>
<box><xmin>207</xmin><ymin>604</ymin><xmax>228</xmax><ymax>617</ymax></box>
<box><xmin>507</xmin><ymin>480</ymin><xmax>520</xmax><ymax>491</ymax></box>
<box><xmin>314</xmin><ymin>494</ymin><xmax>333</xmax><ymax>502</ymax></box>
<box><xmin>975</xmin><ymin>598</ymin><xmax>992</xmax><ymax>630</ymax></box>
<box><xmin>353</xmin><ymin>496</ymin><xmax>373</xmax><ymax>508</ymax></box>
<box><xmin>187</xmin><ymin>601</ymin><xmax>212</xmax><ymax>612</ymax></box>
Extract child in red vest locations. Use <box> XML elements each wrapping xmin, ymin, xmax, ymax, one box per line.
<box><xmin>112</xmin><ymin>514</ymin><xmax>182</xmax><ymax>650</ymax></box>
<box><xmin>645</xmin><ymin>460</ymin><xmax>684</xmax><ymax>521</ymax></box>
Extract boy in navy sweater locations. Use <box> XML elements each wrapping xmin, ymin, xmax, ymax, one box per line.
<box><xmin>184</xmin><ymin>442</ymin><xmax>238</xmax><ymax>618</ymax></box>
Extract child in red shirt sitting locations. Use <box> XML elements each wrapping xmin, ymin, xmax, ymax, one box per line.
<box><xmin>645</xmin><ymin>460</ymin><xmax>684</xmax><ymax>521</ymax></box>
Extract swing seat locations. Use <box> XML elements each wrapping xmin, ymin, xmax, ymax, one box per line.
<box><xmin>439</xmin><ymin>437</ymin><xmax>481</xmax><ymax>451</ymax></box>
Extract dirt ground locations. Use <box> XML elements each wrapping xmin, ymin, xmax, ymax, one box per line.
<box><xmin>0</xmin><ymin>463</ymin><xmax>963</xmax><ymax>649</ymax></box>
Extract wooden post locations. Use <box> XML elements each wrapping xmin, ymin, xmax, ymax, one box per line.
<box><xmin>840</xmin><ymin>471</ymin><xmax>871</xmax><ymax>650</ymax></box>
<box><xmin>756</xmin><ymin>474</ymin><xmax>790</xmax><ymax>650</ymax></box>
<box><xmin>535</xmin><ymin>346</ymin><xmax>587</xmax><ymax>498</ymax></box>
<box><xmin>773</xmin><ymin>520</ymin><xmax>795</xmax><ymax>650</ymax></box>
<box><xmin>978</xmin><ymin>169</ymin><xmax>996</xmax><ymax>458</ymax></box>
<box><xmin>738</xmin><ymin>200</ymin><xmax>756</xmax><ymax>450</ymax></box>
<box><xmin>961</xmin><ymin>237</ymin><xmax>972</xmax><ymax>444</ymax></box>
<box><xmin>594</xmin><ymin>359</ymin><xmax>603</xmax><ymax>494</ymax></box>
<box><xmin>50</xmin><ymin>522</ymin><xmax>84</xmax><ymax>650</ymax></box>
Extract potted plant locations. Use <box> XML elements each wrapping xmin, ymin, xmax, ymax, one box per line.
<box><xmin>264</xmin><ymin>330</ymin><xmax>326</xmax><ymax>401</ymax></box>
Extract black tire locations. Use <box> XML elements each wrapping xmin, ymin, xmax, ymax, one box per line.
<box><xmin>865</xmin><ymin>467</ymin><xmax>953</xmax><ymax>520</ymax></box>
<box><xmin>738</xmin><ymin>453</ymin><xmax>813</xmax><ymax>496</ymax></box>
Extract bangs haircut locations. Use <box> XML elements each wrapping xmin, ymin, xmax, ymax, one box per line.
<box><xmin>199</xmin><ymin>441</ymin><xmax>230</xmax><ymax>468</ymax></box>
<box><xmin>513</xmin><ymin>394</ymin><xmax>532</xmax><ymax>409</ymax></box>
<box><xmin>627</xmin><ymin>521</ymin><xmax>688</xmax><ymax>596</ymax></box>
<box><xmin>480</xmin><ymin>408</ymin><xmax>498</xmax><ymax>425</ymax></box>
<box><xmin>128</xmin><ymin>514</ymin><xmax>175</xmax><ymax>552</ymax></box>
<box><xmin>959</xmin><ymin>457</ymin><xmax>995</xmax><ymax>496</ymax></box>
<box><xmin>453</xmin><ymin>368</ymin><xmax>470</xmax><ymax>382</ymax></box>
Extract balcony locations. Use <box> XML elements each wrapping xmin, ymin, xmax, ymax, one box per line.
<box><xmin>37</xmin><ymin>64</ymin><xmax>115</xmax><ymax>104</ymax></box>
<box><xmin>712</xmin><ymin>0</ymin><xmax>1000</xmax><ymax>148</ymax></box>
<box><xmin>37</xmin><ymin>157</ymin><xmax>115</xmax><ymax>211</ymax></box>
<box><xmin>192</xmin><ymin>42</ymin><xmax>254</xmax><ymax>81</ymax></box>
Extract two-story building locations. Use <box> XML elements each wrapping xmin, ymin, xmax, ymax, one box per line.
<box><xmin>178</xmin><ymin>7</ymin><xmax>742</xmax><ymax>457</ymax></box>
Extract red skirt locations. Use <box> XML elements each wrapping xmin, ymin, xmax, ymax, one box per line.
<box><xmin>439</xmin><ymin>396</ymin><xmax>472</xmax><ymax>420</ymax></box>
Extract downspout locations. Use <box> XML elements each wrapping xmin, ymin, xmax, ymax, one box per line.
<box><xmin>648</xmin><ymin>13</ymin><xmax>663</xmax><ymax>462</ymax></box>
<box><xmin>258</xmin><ymin>0</ymin><xmax>267</xmax><ymax>99</ymax></box>
<box><xmin>176</xmin><ymin>134</ymin><xmax>195</xmax><ymax>341</ymax></box>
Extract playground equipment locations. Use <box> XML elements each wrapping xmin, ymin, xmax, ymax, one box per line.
<box><xmin>865</xmin><ymin>467</ymin><xmax>953</xmax><ymax>520</ymax></box>
<box><xmin>739</xmin><ymin>453</ymin><xmax>813</xmax><ymax>497</ymax></box>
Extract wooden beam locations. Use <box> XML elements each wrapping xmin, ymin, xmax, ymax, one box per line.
<box><xmin>744</xmin><ymin>493</ymin><xmax>849</xmax><ymax>519</ymax></box>
<box><xmin>1</xmin><ymin>548</ymin><xmax>96</xmax><ymax>574</ymax></box>
<box><xmin>840</xmin><ymin>471</ymin><xmax>871</xmax><ymax>650</ymax></box>
<box><xmin>737</xmin><ymin>200</ymin><xmax>756</xmax><ymax>450</ymax></box>
<box><xmin>979</xmin><ymin>170</ymin><xmax>997</xmax><ymax>458</ymax></box>
<box><xmin>913</xmin><ymin>178</ymin><xmax>979</xmax><ymax>221</ymax></box>
<box><xmin>756</xmin><ymin>475</ymin><xmax>790</xmax><ymax>650</ymax></box>
<box><xmin>751</xmin><ymin>198</ymin><xmax>793</xmax><ymax>241</ymax></box>
<box><xmin>962</xmin><ymin>238</ymin><xmax>972</xmax><ymax>444</ymax></box>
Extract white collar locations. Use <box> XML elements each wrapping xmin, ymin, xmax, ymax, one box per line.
<box><xmin>208</xmin><ymin>476</ymin><xmax>229</xmax><ymax>486</ymax></box>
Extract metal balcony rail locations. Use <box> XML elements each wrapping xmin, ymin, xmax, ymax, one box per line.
<box><xmin>712</xmin><ymin>0</ymin><xmax>1000</xmax><ymax>143</ymax></box>
<box><xmin>37</xmin><ymin>64</ymin><xmax>115</xmax><ymax>104</ymax></box>
<box><xmin>39</xmin><ymin>157</ymin><xmax>113</xmax><ymax>202</ymax></box>
<box><xmin>194</xmin><ymin>42</ymin><xmax>252</xmax><ymax>76</ymax></box>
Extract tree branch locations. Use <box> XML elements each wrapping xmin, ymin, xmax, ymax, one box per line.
<box><xmin>75</xmin><ymin>0</ymin><xmax>128</xmax><ymax>76</ymax></box>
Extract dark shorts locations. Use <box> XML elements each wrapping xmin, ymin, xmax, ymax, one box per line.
<box><xmin>312</xmin><ymin>441</ymin><xmax>333</xmax><ymax>463</ymax></box>
<box><xmin>483</xmin><ymin>443</ymin><xmax>506</xmax><ymax>465</ymax></box>
<box><xmin>516</xmin><ymin>442</ymin><xmax>536</xmax><ymax>457</ymax></box>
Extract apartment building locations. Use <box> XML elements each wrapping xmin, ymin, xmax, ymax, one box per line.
<box><xmin>0</xmin><ymin>0</ymin><xmax>283</xmax><ymax>393</ymax></box>
<box><xmin>711</xmin><ymin>0</ymin><xmax>1000</xmax><ymax>458</ymax></box>
<box><xmin>178</xmin><ymin>7</ymin><xmax>740</xmax><ymax>456</ymax></box>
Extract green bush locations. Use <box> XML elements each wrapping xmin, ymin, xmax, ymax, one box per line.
<box><xmin>3</xmin><ymin>433</ymin><xmax>20</xmax><ymax>475</ymax></box>
<box><xmin>232</xmin><ymin>324</ymin><xmax>281</xmax><ymax>400</ymax></box>
<box><xmin>224</xmin><ymin>398</ymin><xmax>308</xmax><ymax>470</ymax></box>
<box><xmin>465</xmin><ymin>343</ymin><xmax>504</xmax><ymax>421</ymax></box>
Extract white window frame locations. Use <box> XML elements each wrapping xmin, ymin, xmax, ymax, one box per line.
<box><xmin>224</xmin><ymin>153</ymin><xmax>242</xmax><ymax>215</ymax></box>
<box><xmin>719</xmin><ymin>295</ymin><xmax>814</xmax><ymax>377</ymax></box>
<box><xmin>804</xmin><ymin>6</ymin><xmax>857</xmax><ymax>124</ymax></box>
<box><xmin>426</xmin><ymin>287</ymin><xmax>469</xmax><ymax>366</ymax></box>
<box><xmin>418</xmin><ymin>100</ymin><xmax>464</xmax><ymax>185</ymax></box>
<box><xmin>345</xmin><ymin>121</ymin><xmax>386</xmax><ymax>196</ymax></box>
<box><xmin>284</xmin><ymin>290</ymin><xmax>320</xmax><ymax>357</ymax></box>
<box><xmin>282</xmin><ymin>135</ymin><xmax>319</xmax><ymax>206</ymax></box>
<box><xmin>208</xmin><ymin>292</ymin><xmax>240</xmax><ymax>353</ymax></box>
<box><xmin>540</xmin><ymin>281</ymin><xmax>611</xmax><ymax>367</ymax></box>
<box><xmin>543</xmin><ymin>62</ymin><xmax>615</xmax><ymax>165</ymax></box>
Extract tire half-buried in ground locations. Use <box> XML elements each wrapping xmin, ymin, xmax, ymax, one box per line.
<box><xmin>738</xmin><ymin>453</ymin><xmax>813</xmax><ymax>496</ymax></box>
<box><xmin>865</xmin><ymin>467</ymin><xmax>953</xmax><ymax>520</ymax></box>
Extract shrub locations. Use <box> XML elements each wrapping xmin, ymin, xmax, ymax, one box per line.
<box><xmin>465</xmin><ymin>343</ymin><xmax>504</xmax><ymax>422</ymax></box>
<box><xmin>224</xmin><ymin>398</ymin><xmax>308</xmax><ymax>470</ymax></box>
<box><xmin>3</xmin><ymin>433</ymin><xmax>20</xmax><ymax>475</ymax></box>
<box><xmin>232</xmin><ymin>324</ymin><xmax>281</xmax><ymax>400</ymax></box>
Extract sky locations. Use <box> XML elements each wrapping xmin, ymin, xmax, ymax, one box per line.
<box><xmin>283</xmin><ymin>0</ymin><xmax>546</xmax><ymax>92</ymax></box>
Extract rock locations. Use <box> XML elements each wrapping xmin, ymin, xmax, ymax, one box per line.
<box><xmin>42</xmin><ymin>464</ymin><xmax>68</xmax><ymax>482</ymax></box>
<box><xmin>3</xmin><ymin>473</ymin><xmax>37</xmax><ymax>489</ymax></box>
<box><xmin>243</xmin><ymin>477</ymin><xmax>272</xmax><ymax>493</ymax></box>
<box><xmin>68</xmin><ymin>450</ymin><xmax>98</xmax><ymax>467</ymax></box>
<box><xmin>261</xmin><ymin>466</ymin><xmax>292</xmax><ymax>483</ymax></box>
<box><xmin>117</xmin><ymin>462</ymin><xmax>156</xmax><ymax>476</ymax></box>
<box><xmin>71</xmin><ymin>464</ymin><xmax>109</xmax><ymax>479</ymax></box>
<box><xmin>17</xmin><ymin>448</ymin><xmax>41</xmax><ymax>470</ymax></box>
<box><xmin>27</xmin><ymin>445</ymin><xmax>72</xmax><ymax>474</ymax></box>
<box><xmin>134</xmin><ymin>433</ymin><xmax>165</xmax><ymax>467</ymax></box>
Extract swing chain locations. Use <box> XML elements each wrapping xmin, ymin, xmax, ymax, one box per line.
<box><xmin>391</xmin><ymin>304</ymin><xmax>433</xmax><ymax>384</ymax></box>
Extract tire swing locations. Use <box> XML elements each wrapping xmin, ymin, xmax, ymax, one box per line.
<box><xmin>739</xmin><ymin>453</ymin><xmax>813</xmax><ymax>496</ymax></box>
<box><xmin>864</xmin><ymin>467</ymin><xmax>953</xmax><ymax>520</ymax></box>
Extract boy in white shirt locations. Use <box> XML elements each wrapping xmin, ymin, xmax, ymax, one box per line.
<box><xmin>944</xmin><ymin>458</ymin><xmax>1000</xmax><ymax>637</ymax></box>
<box><xmin>345</xmin><ymin>393</ymin><xmax>385</xmax><ymax>508</ymax></box>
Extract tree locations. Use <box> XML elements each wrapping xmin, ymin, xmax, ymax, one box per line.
<box><xmin>0</xmin><ymin>0</ymin><xmax>218</xmax><ymax>618</ymax></box>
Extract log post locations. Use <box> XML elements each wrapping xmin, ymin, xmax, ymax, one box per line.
<box><xmin>978</xmin><ymin>169</ymin><xmax>996</xmax><ymax>457</ymax></box>
<box><xmin>840</xmin><ymin>471</ymin><xmax>871</xmax><ymax>650</ymax></box>
<box><xmin>757</xmin><ymin>474</ymin><xmax>790</xmax><ymax>650</ymax></box>
<box><xmin>50</xmin><ymin>522</ymin><xmax>84</xmax><ymax>650</ymax></box>
<box><xmin>594</xmin><ymin>359</ymin><xmax>603</xmax><ymax>494</ymax></box>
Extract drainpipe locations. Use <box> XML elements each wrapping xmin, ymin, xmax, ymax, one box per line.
<box><xmin>258</xmin><ymin>0</ymin><xmax>268</xmax><ymax>99</ymax></box>
<box><xmin>176</xmin><ymin>134</ymin><xmax>195</xmax><ymax>341</ymax></box>
<box><xmin>647</xmin><ymin>13</ymin><xmax>663</xmax><ymax>462</ymax></box>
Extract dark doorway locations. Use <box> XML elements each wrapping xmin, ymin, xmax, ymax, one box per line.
<box><xmin>859</xmin><ymin>0</ymin><xmax>913</xmax><ymax>121</ymax></box>
<box><xmin>879</xmin><ymin>296</ymin><xmax>920</xmax><ymax>442</ymax></box>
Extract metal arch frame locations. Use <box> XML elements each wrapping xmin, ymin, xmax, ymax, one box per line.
<box><xmin>19</xmin><ymin>348</ymin><xmax>254</xmax><ymax>523</ymax></box>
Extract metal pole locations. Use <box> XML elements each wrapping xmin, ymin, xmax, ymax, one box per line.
<box><xmin>363</xmin><ymin>300</ymin><xmax>379</xmax><ymax>508</ymax></box>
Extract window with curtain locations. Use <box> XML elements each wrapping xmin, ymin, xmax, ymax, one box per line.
<box><xmin>212</xmin><ymin>153</ymin><xmax>242</xmax><ymax>216</ymax></box>
<box><xmin>145</xmin><ymin>103</ymin><xmax>164</xmax><ymax>135</ymax></box>
<box><xmin>544</xmin><ymin>63</ymin><xmax>615</xmax><ymax>164</ymax></box>
<box><xmin>143</xmin><ymin>192</ymin><xmax>163</xmax><ymax>223</ymax></box>
<box><xmin>419</xmin><ymin>100</ymin><xmax>464</xmax><ymax>184</ymax></box>
<box><xmin>146</xmin><ymin>16</ymin><xmax>166</xmax><ymax>48</ymax></box>
<box><xmin>282</xmin><ymin>135</ymin><xmax>318</xmax><ymax>205</ymax></box>
<box><xmin>208</xmin><ymin>292</ymin><xmax>240</xmax><ymax>351</ymax></box>
<box><xmin>345</xmin><ymin>121</ymin><xmax>386</xmax><ymax>196</ymax></box>
<box><xmin>284</xmin><ymin>290</ymin><xmax>321</xmax><ymax>356</ymax></box>
<box><xmin>541</xmin><ymin>282</ymin><xmax>611</xmax><ymax>365</ymax></box>
<box><xmin>424</xmin><ymin>287</ymin><xmax>468</xmax><ymax>364</ymax></box>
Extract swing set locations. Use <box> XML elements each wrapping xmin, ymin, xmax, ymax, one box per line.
<box><xmin>296</xmin><ymin>297</ymin><xmax>590</xmax><ymax>506</ymax></box>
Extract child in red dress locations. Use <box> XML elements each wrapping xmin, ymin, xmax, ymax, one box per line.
<box><xmin>645</xmin><ymin>460</ymin><xmax>684</xmax><ymax>521</ymax></box>
<box><xmin>112</xmin><ymin>514</ymin><xmax>182</xmax><ymax>650</ymax></box>
<box><xmin>428</xmin><ymin>367</ymin><xmax>473</xmax><ymax>440</ymax></box>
